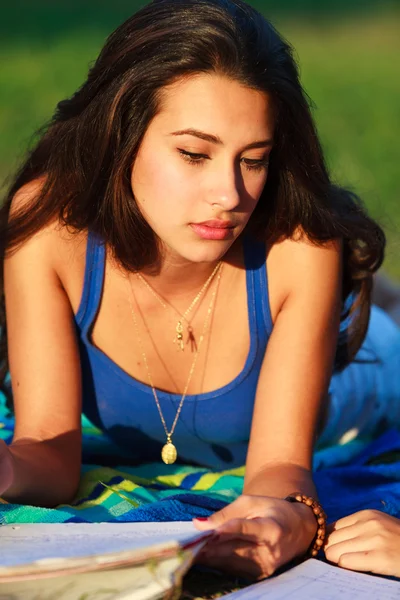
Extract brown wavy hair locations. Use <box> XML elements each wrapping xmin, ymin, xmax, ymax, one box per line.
<box><xmin>0</xmin><ymin>0</ymin><xmax>385</xmax><ymax>405</ymax></box>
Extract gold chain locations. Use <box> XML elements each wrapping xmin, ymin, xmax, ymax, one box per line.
<box><xmin>136</xmin><ymin>261</ymin><xmax>221</xmax><ymax>351</ymax></box>
<box><xmin>127</xmin><ymin>264</ymin><xmax>223</xmax><ymax>464</ymax></box>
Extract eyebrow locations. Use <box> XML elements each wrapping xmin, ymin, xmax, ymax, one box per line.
<box><xmin>170</xmin><ymin>128</ymin><xmax>273</xmax><ymax>150</ymax></box>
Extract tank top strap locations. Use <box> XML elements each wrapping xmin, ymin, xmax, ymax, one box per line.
<box><xmin>74</xmin><ymin>230</ymin><xmax>106</xmax><ymax>336</ymax></box>
<box><xmin>243</xmin><ymin>235</ymin><xmax>273</xmax><ymax>337</ymax></box>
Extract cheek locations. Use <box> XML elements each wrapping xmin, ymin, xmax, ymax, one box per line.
<box><xmin>132</xmin><ymin>151</ymin><xmax>186</xmax><ymax>211</ymax></box>
<box><xmin>244</xmin><ymin>173</ymin><xmax>268</xmax><ymax>209</ymax></box>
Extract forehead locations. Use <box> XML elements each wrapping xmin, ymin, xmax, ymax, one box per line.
<box><xmin>153</xmin><ymin>73</ymin><xmax>275</xmax><ymax>140</ymax></box>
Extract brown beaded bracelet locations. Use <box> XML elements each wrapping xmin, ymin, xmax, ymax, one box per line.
<box><xmin>285</xmin><ymin>493</ymin><xmax>327</xmax><ymax>557</ymax></box>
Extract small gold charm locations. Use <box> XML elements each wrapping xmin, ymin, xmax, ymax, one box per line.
<box><xmin>174</xmin><ymin>321</ymin><xmax>185</xmax><ymax>351</ymax></box>
<box><xmin>161</xmin><ymin>440</ymin><xmax>177</xmax><ymax>464</ymax></box>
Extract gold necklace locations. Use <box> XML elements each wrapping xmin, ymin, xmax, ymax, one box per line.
<box><xmin>127</xmin><ymin>265</ymin><xmax>222</xmax><ymax>464</ymax></box>
<box><xmin>136</xmin><ymin>262</ymin><xmax>221</xmax><ymax>352</ymax></box>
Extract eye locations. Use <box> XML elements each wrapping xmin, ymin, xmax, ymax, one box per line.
<box><xmin>178</xmin><ymin>149</ymin><xmax>209</xmax><ymax>166</ymax></box>
<box><xmin>241</xmin><ymin>157</ymin><xmax>270</xmax><ymax>172</ymax></box>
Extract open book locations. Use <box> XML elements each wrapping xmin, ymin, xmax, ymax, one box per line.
<box><xmin>0</xmin><ymin>522</ymin><xmax>399</xmax><ymax>600</ymax></box>
<box><xmin>0</xmin><ymin>522</ymin><xmax>211</xmax><ymax>600</ymax></box>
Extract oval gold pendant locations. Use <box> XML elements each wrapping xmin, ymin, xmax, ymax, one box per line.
<box><xmin>161</xmin><ymin>441</ymin><xmax>177</xmax><ymax>465</ymax></box>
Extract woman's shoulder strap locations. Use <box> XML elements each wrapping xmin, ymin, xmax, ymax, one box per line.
<box><xmin>243</xmin><ymin>235</ymin><xmax>273</xmax><ymax>336</ymax></box>
<box><xmin>74</xmin><ymin>230</ymin><xmax>106</xmax><ymax>332</ymax></box>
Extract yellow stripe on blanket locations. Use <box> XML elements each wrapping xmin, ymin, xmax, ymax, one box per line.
<box><xmin>192</xmin><ymin>466</ymin><xmax>245</xmax><ymax>491</ymax></box>
<box><xmin>155</xmin><ymin>472</ymin><xmax>195</xmax><ymax>488</ymax></box>
<box><xmin>61</xmin><ymin>479</ymin><xmax>140</xmax><ymax>511</ymax></box>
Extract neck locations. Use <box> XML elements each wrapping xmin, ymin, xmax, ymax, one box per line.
<box><xmin>140</xmin><ymin>255</ymin><xmax>222</xmax><ymax>299</ymax></box>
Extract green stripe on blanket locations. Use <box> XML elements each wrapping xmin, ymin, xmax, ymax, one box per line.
<box><xmin>0</xmin><ymin>461</ymin><xmax>243</xmax><ymax>525</ymax></box>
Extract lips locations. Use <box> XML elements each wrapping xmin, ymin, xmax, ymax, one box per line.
<box><xmin>195</xmin><ymin>220</ymin><xmax>235</xmax><ymax>229</ymax></box>
<box><xmin>189</xmin><ymin>220</ymin><xmax>235</xmax><ymax>240</ymax></box>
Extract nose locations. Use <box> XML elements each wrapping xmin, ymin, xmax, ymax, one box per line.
<box><xmin>208</xmin><ymin>163</ymin><xmax>242</xmax><ymax>211</ymax></box>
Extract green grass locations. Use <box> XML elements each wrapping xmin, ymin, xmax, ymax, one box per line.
<box><xmin>285</xmin><ymin>16</ymin><xmax>400</xmax><ymax>279</ymax></box>
<box><xmin>1</xmin><ymin>1</ymin><xmax>399</xmax><ymax>278</ymax></box>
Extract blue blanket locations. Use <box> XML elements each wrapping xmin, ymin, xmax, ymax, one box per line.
<box><xmin>315</xmin><ymin>429</ymin><xmax>400</xmax><ymax>522</ymax></box>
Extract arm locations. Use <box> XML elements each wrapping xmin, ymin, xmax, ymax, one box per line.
<box><xmin>244</xmin><ymin>235</ymin><xmax>342</xmax><ymax>498</ymax></box>
<box><xmin>195</xmin><ymin>235</ymin><xmax>342</xmax><ymax>578</ymax></box>
<box><xmin>1</xmin><ymin>184</ymin><xmax>82</xmax><ymax>507</ymax></box>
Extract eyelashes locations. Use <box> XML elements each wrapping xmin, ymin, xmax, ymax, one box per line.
<box><xmin>241</xmin><ymin>157</ymin><xmax>270</xmax><ymax>172</ymax></box>
<box><xmin>178</xmin><ymin>149</ymin><xmax>269</xmax><ymax>172</ymax></box>
<box><xmin>178</xmin><ymin>150</ymin><xmax>208</xmax><ymax>166</ymax></box>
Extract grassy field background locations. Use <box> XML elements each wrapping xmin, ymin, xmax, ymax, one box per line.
<box><xmin>1</xmin><ymin>0</ymin><xmax>399</xmax><ymax>278</ymax></box>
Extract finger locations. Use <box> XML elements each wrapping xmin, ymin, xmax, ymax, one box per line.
<box><xmin>335</xmin><ymin>550</ymin><xmax>391</xmax><ymax>575</ymax></box>
<box><xmin>330</xmin><ymin>515</ymin><xmax>361</xmax><ymax>531</ymax></box>
<box><xmin>333</xmin><ymin>510</ymin><xmax>382</xmax><ymax>531</ymax></box>
<box><xmin>216</xmin><ymin>517</ymin><xmax>283</xmax><ymax>547</ymax></box>
<box><xmin>325</xmin><ymin>524</ymin><xmax>361</xmax><ymax>549</ymax></box>
<box><xmin>194</xmin><ymin>515</ymin><xmax>262</xmax><ymax>540</ymax></box>
<box><xmin>325</xmin><ymin>534</ymin><xmax>375</xmax><ymax>564</ymax></box>
<box><xmin>193</xmin><ymin>499</ymin><xmax>243</xmax><ymax>530</ymax></box>
<box><xmin>193</xmin><ymin>496</ymin><xmax>254</xmax><ymax>530</ymax></box>
<box><xmin>193</xmin><ymin>495</ymin><xmax>279</xmax><ymax>530</ymax></box>
<box><xmin>326</xmin><ymin>513</ymin><xmax>395</xmax><ymax>550</ymax></box>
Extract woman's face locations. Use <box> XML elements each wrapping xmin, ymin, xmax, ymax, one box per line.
<box><xmin>131</xmin><ymin>73</ymin><xmax>274</xmax><ymax>264</ymax></box>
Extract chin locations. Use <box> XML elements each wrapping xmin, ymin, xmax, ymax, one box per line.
<box><xmin>170</xmin><ymin>240</ymin><xmax>234</xmax><ymax>264</ymax></box>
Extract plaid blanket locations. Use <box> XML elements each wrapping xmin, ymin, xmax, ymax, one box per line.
<box><xmin>1</xmin><ymin>398</ymin><xmax>400</xmax><ymax>525</ymax></box>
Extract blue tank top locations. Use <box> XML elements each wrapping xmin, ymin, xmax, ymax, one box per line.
<box><xmin>74</xmin><ymin>232</ymin><xmax>273</xmax><ymax>469</ymax></box>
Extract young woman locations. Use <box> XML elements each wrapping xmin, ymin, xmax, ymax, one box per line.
<box><xmin>0</xmin><ymin>0</ymin><xmax>399</xmax><ymax>581</ymax></box>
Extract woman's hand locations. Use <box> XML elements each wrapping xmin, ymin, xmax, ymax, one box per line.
<box><xmin>325</xmin><ymin>510</ymin><xmax>400</xmax><ymax>578</ymax></box>
<box><xmin>0</xmin><ymin>439</ymin><xmax>14</xmax><ymax>496</ymax></box>
<box><xmin>193</xmin><ymin>494</ymin><xmax>317</xmax><ymax>580</ymax></box>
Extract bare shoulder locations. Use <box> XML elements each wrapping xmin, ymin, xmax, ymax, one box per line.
<box><xmin>8</xmin><ymin>178</ymin><xmax>87</xmax><ymax>306</ymax></box>
<box><xmin>267</xmin><ymin>230</ymin><xmax>342</xmax><ymax>323</ymax></box>
<box><xmin>269</xmin><ymin>231</ymin><xmax>341</xmax><ymax>274</ymax></box>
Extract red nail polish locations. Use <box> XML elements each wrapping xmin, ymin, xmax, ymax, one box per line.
<box><xmin>195</xmin><ymin>517</ymin><xmax>208</xmax><ymax>521</ymax></box>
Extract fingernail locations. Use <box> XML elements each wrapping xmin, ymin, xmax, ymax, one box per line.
<box><xmin>194</xmin><ymin>517</ymin><xmax>208</xmax><ymax>522</ymax></box>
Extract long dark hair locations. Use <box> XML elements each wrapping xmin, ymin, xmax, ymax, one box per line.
<box><xmin>0</xmin><ymin>0</ymin><xmax>385</xmax><ymax>403</ymax></box>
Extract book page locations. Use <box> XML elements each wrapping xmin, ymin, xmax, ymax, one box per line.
<box><xmin>223</xmin><ymin>559</ymin><xmax>400</xmax><ymax>599</ymax></box>
<box><xmin>0</xmin><ymin>521</ymin><xmax>199</xmax><ymax>568</ymax></box>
